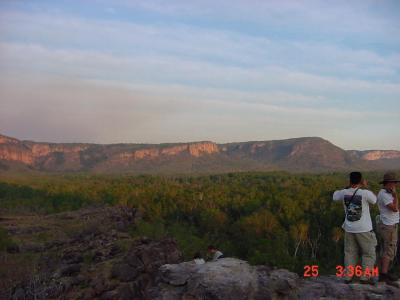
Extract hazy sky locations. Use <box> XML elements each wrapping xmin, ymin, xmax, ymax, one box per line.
<box><xmin>0</xmin><ymin>0</ymin><xmax>399</xmax><ymax>149</ymax></box>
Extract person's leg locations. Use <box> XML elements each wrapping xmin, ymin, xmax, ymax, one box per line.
<box><xmin>393</xmin><ymin>224</ymin><xmax>399</xmax><ymax>263</ymax></box>
<box><xmin>376</xmin><ymin>222</ymin><xmax>383</xmax><ymax>271</ymax></box>
<box><xmin>344</xmin><ymin>232</ymin><xmax>359</xmax><ymax>281</ymax></box>
<box><xmin>381</xmin><ymin>257</ymin><xmax>391</xmax><ymax>274</ymax></box>
<box><xmin>379</xmin><ymin>223</ymin><xmax>398</xmax><ymax>280</ymax></box>
<box><xmin>356</xmin><ymin>231</ymin><xmax>377</xmax><ymax>281</ymax></box>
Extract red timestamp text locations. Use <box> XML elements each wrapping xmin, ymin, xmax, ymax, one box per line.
<box><xmin>303</xmin><ymin>265</ymin><xmax>319</xmax><ymax>277</ymax></box>
<box><xmin>335</xmin><ymin>265</ymin><xmax>379</xmax><ymax>278</ymax></box>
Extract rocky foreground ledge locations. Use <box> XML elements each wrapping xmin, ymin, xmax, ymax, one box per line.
<box><xmin>149</xmin><ymin>258</ymin><xmax>400</xmax><ymax>300</ymax></box>
<box><xmin>3</xmin><ymin>206</ymin><xmax>400</xmax><ymax>299</ymax></box>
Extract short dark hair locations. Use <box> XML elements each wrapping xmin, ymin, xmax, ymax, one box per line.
<box><xmin>208</xmin><ymin>245</ymin><xmax>216</xmax><ymax>251</ymax></box>
<box><xmin>349</xmin><ymin>172</ymin><xmax>362</xmax><ymax>184</ymax></box>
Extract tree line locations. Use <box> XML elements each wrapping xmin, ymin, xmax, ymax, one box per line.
<box><xmin>0</xmin><ymin>171</ymin><xmax>389</xmax><ymax>274</ymax></box>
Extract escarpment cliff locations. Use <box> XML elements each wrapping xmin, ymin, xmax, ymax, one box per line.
<box><xmin>1</xmin><ymin>133</ymin><xmax>399</xmax><ymax>173</ymax></box>
<box><xmin>112</xmin><ymin>141</ymin><xmax>219</xmax><ymax>161</ymax></box>
<box><xmin>361</xmin><ymin>150</ymin><xmax>400</xmax><ymax>161</ymax></box>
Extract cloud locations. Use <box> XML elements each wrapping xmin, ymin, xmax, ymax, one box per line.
<box><xmin>1</xmin><ymin>40</ymin><xmax>399</xmax><ymax>109</ymax></box>
<box><xmin>0</xmin><ymin>2</ymin><xmax>399</xmax><ymax>149</ymax></box>
<box><xmin>1</xmin><ymin>10</ymin><xmax>399</xmax><ymax>81</ymax></box>
<box><xmin>107</xmin><ymin>0</ymin><xmax>400</xmax><ymax>41</ymax></box>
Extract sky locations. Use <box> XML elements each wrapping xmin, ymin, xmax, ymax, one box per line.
<box><xmin>0</xmin><ymin>0</ymin><xmax>399</xmax><ymax>150</ymax></box>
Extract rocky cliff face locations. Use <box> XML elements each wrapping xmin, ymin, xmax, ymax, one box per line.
<box><xmin>1</xmin><ymin>206</ymin><xmax>183</xmax><ymax>300</ymax></box>
<box><xmin>1</xmin><ymin>133</ymin><xmax>400</xmax><ymax>173</ymax></box>
<box><xmin>114</xmin><ymin>142</ymin><xmax>219</xmax><ymax>161</ymax></box>
<box><xmin>0</xmin><ymin>135</ymin><xmax>91</xmax><ymax>170</ymax></box>
<box><xmin>0</xmin><ymin>135</ymin><xmax>19</xmax><ymax>144</ymax></box>
<box><xmin>0</xmin><ymin>134</ymin><xmax>221</xmax><ymax>172</ymax></box>
<box><xmin>0</xmin><ymin>144</ymin><xmax>33</xmax><ymax>165</ymax></box>
<box><xmin>361</xmin><ymin>150</ymin><xmax>400</xmax><ymax>161</ymax></box>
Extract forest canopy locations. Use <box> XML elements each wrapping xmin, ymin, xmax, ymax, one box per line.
<box><xmin>0</xmin><ymin>171</ymin><xmax>390</xmax><ymax>274</ymax></box>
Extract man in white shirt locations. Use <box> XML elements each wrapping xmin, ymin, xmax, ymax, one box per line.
<box><xmin>376</xmin><ymin>172</ymin><xmax>399</xmax><ymax>283</ymax></box>
<box><xmin>193</xmin><ymin>252</ymin><xmax>206</xmax><ymax>265</ymax></box>
<box><xmin>333</xmin><ymin>172</ymin><xmax>377</xmax><ymax>283</ymax></box>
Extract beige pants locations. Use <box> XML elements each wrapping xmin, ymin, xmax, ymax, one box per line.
<box><xmin>377</xmin><ymin>223</ymin><xmax>398</xmax><ymax>261</ymax></box>
<box><xmin>344</xmin><ymin>231</ymin><xmax>377</xmax><ymax>280</ymax></box>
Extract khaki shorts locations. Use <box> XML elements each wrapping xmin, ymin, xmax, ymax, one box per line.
<box><xmin>377</xmin><ymin>223</ymin><xmax>398</xmax><ymax>261</ymax></box>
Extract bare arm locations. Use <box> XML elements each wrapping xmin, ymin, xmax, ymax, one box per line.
<box><xmin>386</xmin><ymin>189</ymin><xmax>398</xmax><ymax>212</ymax></box>
<box><xmin>366</xmin><ymin>190</ymin><xmax>377</xmax><ymax>205</ymax></box>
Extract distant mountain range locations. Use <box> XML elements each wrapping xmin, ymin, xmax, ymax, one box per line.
<box><xmin>1</xmin><ymin>133</ymin><xmax>399</xmax><ymax>173</ymax></box>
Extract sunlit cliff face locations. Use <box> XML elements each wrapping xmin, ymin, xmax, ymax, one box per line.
<box><xmin>1</xmin><ymin>134</ymin><xmax>400</xmax><ymax>173</ymax></box>
<box><xmin>0</xmin><ymin>134</ymin><xmax>219</xmax><ymax>168</ymax></box>
<box><xmin>116</xmin><ymin>142</ymin><xmax>219</xmax><ymax>161</ymax></box>
<box><xmin>361</xmin><ymin>151</ymin><xmax>400</xmax><ymax>161</ymax></box>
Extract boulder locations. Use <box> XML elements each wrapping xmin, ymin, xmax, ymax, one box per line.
<box><xmin>111</xmin><ymin>237</ymin><xmax>183</xmax><ymax>298</ymax></box>
<box><xmin>149</xmin><ymin>258</ymin><xmax>400</xmax><ymax>300</ymax></box>
<box><xmin>298</xmin><ymin>276</ymin><xmax>400</xmax><ymax>299</ymax></box>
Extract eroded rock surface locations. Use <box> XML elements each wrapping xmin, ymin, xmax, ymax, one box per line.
<box><xmin>2</xmin><ymin>133</ymin><xmax>400</xmax><ymax>173</ymax></box>
<box><xmin>3</xmin><ymin>205</ymin><xmax>400</xmax><ymax>300</ymax></box>
<box><xmin>2</xmin><ymin>206</ymin><xmax>182</xmax><ymax>300</ymax></box>
<box><xmin>149</xmin><ymin>258</ymin><xmax>400</xmax><ymax>300</ymax></box>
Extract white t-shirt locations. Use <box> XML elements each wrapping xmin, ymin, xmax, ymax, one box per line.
<box><xmin>333</xmin><ymin>188</ymin><xmax>377</xmax><ymax>233</ymax></box>
<box><xmin>212</xmin><ymin>251</ymin><xmax>224</xmax><ymax>261</ymax></box>
<box><xmin>194</xmin><ymin>258</ymin><xmax>205</xmax><ymax>265</ymax></box>
<box><xmin>377</xmin><ymin>189</ymin><xmax>399</xmax><ymax>226</ymax></box>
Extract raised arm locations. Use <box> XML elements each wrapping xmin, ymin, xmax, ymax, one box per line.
<box><xmin>365</xmin><ymin>190</ymin><xmax>377</xmax><ymax>205</ymax></box>
<box><xmin>333</xmin><ymin>190</ymin><xmax>344</xmax><ymax>202</ymax></box>
<box><xmin>384</xmin><ymin>190</ymin><xmax>398</xmax><ymax>212</ymax></box>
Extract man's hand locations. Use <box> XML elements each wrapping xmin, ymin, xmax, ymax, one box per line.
<box><xmin>361</xmin><ymin>179</ymin><xmax>368</xmax><ymax>188</ymax></box>
<box><xmin>387</xmin><ymin>186</ymin><xmax>399</xmax><ymax>212</ymax></box>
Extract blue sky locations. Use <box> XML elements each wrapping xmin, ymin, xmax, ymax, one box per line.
<box><xmin>0</xmin><ymin>0</ymin><xmax>399</xmax><ymax>149</ymax></box>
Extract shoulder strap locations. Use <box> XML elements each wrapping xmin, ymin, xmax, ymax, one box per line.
<box><xmin>350</xmin><ymin>188</ymin><xmax>360</xmax><ymax>201</ymax></box>
<box><xmin>344</xmin><ymin>188</ymin><xmax>361</xmax><ymax>220</ymax></box>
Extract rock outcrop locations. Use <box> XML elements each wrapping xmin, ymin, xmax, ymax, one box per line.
<box><xmin>1</xmin><ymin>133</ymin><xmax>400</xmax><ymax>173</ymax></box>
<box><xmin>8</xmin><ymin>235</ymin><xmax>182</xmax><ymax>300</ymax></box>
<box><xmin>149</xmin><ymin>258</ymin><xmax>400</xmax><ymax>300</ymax></box>
<box><xmin>299</xmin><ymin>275</ymin><xmax>400</xmax><ymax>299</ymax></box>
<box><xmin>110</xmin><ymin>238</ymin><xmax>183</xmax><ymax>299</ymax></box>
<box><xmin>2</xmin><ymin>206</ymin><xmax>183</xmax><ymax>300</ymax></box>
<box><xmin>3</xmin><ymin>205</ymin><xmax>400</xmax><ymax>300</ymax></box>
<box><xmin>361</xmin><ymin>150</ymin><xmax>400</xmax><ymax>161</ymax></box>
<box><xmin>115</xmin><ymin>142</ymin><xmax>219</xmax><ymax>161</ymax></box>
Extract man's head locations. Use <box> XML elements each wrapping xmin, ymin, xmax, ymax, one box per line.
<box><xmin>349</xmin><ymin>172</ymin><xmax>363</xmax><ymax>185</ymax></box>
<box><xmin>208</xmin><ymin>245</ymin><xmax>217</xmax><ymax>253</ymax></box>
<box><xmin>380</xmin><ymin>172</ymin><xmax>399</xmax><ymax>190</ymax></box>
